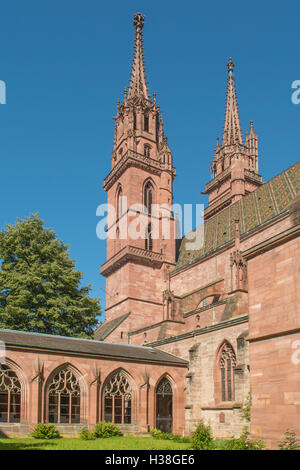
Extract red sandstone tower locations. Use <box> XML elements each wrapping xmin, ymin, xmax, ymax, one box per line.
<box><xmin>100</xmin><ymin>13</ymin><xmax>177</xmax><ymax>339</ymax></box>
<box><xmin>203</xmin><ymin>58</ymin><xmax>262</xmax><ymax>220</ymax></box>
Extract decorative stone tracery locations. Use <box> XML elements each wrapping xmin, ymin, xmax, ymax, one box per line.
<box><xmin>103</xmin><ymin>371</ymin><xmax>132</xmax><ymax>424</ymax></box>
<box><xmin>219</xmin><ymin>342</ymin><xmax>236</xmax><ymax>402</ymax></box>
<box><xmin>0</xmin><ymin>365</ymin><xmax>21</xmax><ymax>423</ymax></box>
<box><xmin>47</xmin><ymin>368</ymin><xmax>81</xmax><ymax>424</ymax></box>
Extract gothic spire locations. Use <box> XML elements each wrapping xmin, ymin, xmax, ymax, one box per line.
<box><xmin>223</xmin><ymin>58</ymin><xmax>243</xmax><ymax>146</ymax></box>
<box><xmin>127</xmin><ymin>13</ymin><xmax>149</xmax><ymax>100</ymax></box>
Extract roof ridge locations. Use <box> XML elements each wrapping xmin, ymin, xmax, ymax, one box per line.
<box><xmin>0</xmin><ymin>327</ymin><xmax>154</xmax><ymax>350</ymax></box>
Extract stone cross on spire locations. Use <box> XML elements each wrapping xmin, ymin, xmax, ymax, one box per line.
<box><xmin>127</xmin><ymin>13</ymin><xmax>149</xmax><ymax>100</ymax></box>
<box><xmin>223</xmin><ymin>58</ymin><xmax>243</xmax><ymax>146</ymax></box>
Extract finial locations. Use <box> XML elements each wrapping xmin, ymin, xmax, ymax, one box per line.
<box><xmin>133</xmin><ymin>12</ymin><xmax>145</xmax><ymax>31</ymax></box>
<box><xmin>227</xmin><ymin>57</ymin><xmax>235</xmax><ymax>74</ymax></box>
<box><xmin>124</xmin><ymin>87</ymin><xmax>127</xmax><ymax>100</ymax></box>
<box><xmin>117</xmin><ymin>99</ymin><xmax>120</xmax><ymax>110</ymax></box>
<box><xmin>153</xmin><ymin>91</ymin><xmax>156</xmax><ymax>105</ymax></box>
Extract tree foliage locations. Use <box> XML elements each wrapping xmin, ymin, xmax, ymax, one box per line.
<box><xmin>0</xmin><ymin>214</ymin><xmax>101</xmax><ymax>337</ymax></box>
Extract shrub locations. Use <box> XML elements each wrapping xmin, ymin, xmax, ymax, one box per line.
<box><xmin>79</xmin><ymin>427</ymin><xmax>95</xmax><ymax>440</ymax></box>
<box><xmin>191</xmin><ymin>420</ymin><xmax>214</xmax><ymax>450</ymax></box>
<box><xmin>222</xmin><ymin>432</ymin><xmax>265</xmax><ymax>450</ymax></box>
<box><xmin>31</xmin><ymin>423</ymin><xmax>61</xmax><ymax>440</ymax></box>
<box><xmin>150</xmin><ymin>428</ymin><xmax>190</xmax><ymax>443</ymax></box>
<box><xmin>241</xmin><ymin>392</ymin><xmax>251</xmax><ymax>422</ymax></box>
<box><xmin>278</xmin><ymin>430</ymin><xmax>300</xmax><ymax>450</ymax></box>
<box><xmin>93</xmin><ymin>421</ymin><xmax>123</xmax><ymax>439</ymax></box>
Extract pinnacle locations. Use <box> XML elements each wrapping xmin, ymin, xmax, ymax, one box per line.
<box><xmin>222</xmin><ymin>58</ymin><xmax>243</xmax><ymax>146</ymax></box>
<box><xmin>127</xmin><ymin>13</ymin><xmax>149</xmax><ymax>100</ymax></box>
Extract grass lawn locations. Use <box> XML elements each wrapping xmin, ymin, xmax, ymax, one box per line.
<box><xmin>0</xmin><ymin>436</ymin><xmax>192</xmax><ymax>450</ymax></box>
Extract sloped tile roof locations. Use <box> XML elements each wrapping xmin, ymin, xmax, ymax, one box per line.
<box><xmin>93</xmin><ymin>313</ymin><xmax>130</xmax><ymax>340</ymax></box>
<box><xmin>175</xmin><ymin>161</ymin><xmax>300</xmax><ymax>271</ymax></box>
<box><xmin>0</xmin><ymin>328</ymin><xmax>188</xmax><ymax>366</ymax></box>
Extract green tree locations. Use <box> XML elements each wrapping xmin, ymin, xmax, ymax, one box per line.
<box><xmin>0</xmin><ymin>214</ymin><xmax>101</xmax><ymax>338</ymax></box>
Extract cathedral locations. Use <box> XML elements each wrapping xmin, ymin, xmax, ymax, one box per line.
<box><xmin>0</xmin><ymin>13</ymin><xmax>299</xmax><ymax>449</ymax></box>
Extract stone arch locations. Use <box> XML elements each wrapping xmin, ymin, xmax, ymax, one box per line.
<box><xmin>0</xmin><ymin>358</ymin><xmax>28</xmax><ymax>424</ymax></box>
<box><xmin>154</xmin><ymin>373</ymin><xmax>175</xmax><ymax>433</ymax></box>
<box><xmin>214</xmin><ymin>340</ymin><xmax>237</xmax><ymax>404</ymax></box>
<box><xmin>116</xmin><ymin>183</ymin><xmax>124</xmax><ymax>220</ymax></box>
<box><xmin>143</xmin><ymin>178</ymin><xmax>156</xmax><ymax>213</ymax></box>
<box><xmin>44</xmin><ymin>363</ymin><xmax>87</xmax><ymax>425</ymax></box>
<box><xmin>101</xmin><ymin>368</ymin><xmax>136</xmax><ymax>425</ymax></box>
<box><xmin>197</xmin><ymin>293</ymin><xmax>221</xmax><ymax>309</ymax></box>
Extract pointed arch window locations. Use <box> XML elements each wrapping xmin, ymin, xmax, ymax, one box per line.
<box><xmin>117</xmin><ymin>186</ymin><xmax>123</xmax><ymax>219</ymax></box>
<box><xmin>212</xmin><ymin>163</ymin><xmax>217</xmax><ymax>178</ymax></box>
<box><xmin>219</xmin><ymin>343</ymin><xmax>236</xmax><ymax>402</ymax></box>
<box><xmin>103</xmin><ymin>371</ymin><xmax>132</xmax><ymax>424</ymax></box>
<box><xmin>47</xmin><ymin>367</ymin><xmax>81</xmax><ymax>424</ymax></box>
<box><xmin>144</xmin><ymin>181</ymin><xmax>153</xmax><ymax>214</ymax></box>
<box><xmin>156</xmin><ymin>377</ymin><xmax>173</xmax><ymax>433</ymax></box>
<box><xmin>0</xmin><ymin>365</ymin><xmax>21</xmax><ymax>423</ymax></box>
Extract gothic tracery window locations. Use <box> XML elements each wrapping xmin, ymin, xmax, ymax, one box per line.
<box><xmin>156</xmin><ymin>377</ymin><xmax>173</xmax><ymax>433</ymax></box>
<box><xmin>47</xmin><ymin>368</ymin><xmax>81</xmax><ymax>424</ymax></box>
<box><xmin>219</xmin><ymin>343</ymin><xmax>236</xmax><ymax>402</ymax></box>
<box><xmin>0</xmin><ymin>365</ymin><xmax>21</xmax><ymax>423</ymax></box>
<box><xmin>103</xmin><ymin>371</ymin><xmax>132</xmax><ymax>424</ymax></box>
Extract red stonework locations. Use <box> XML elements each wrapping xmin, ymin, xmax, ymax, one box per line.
<box><xmin>0</xmin><ymin>13</ymin><xmax>299</xmax><ymax>447</ymax></box>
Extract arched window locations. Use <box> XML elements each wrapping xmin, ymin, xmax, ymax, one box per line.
<box><xmin>145</xmin><ymin>224</ymin><xmax>153</xmax><ymax>251</ymax></box>
<box><xmin>213</xmin><ymin>163</ymin><xmax>217</xmax><ymax>178</ymax></box>
<box><xmin>156</xmin><ymin>377</ymin><xmax>173</xmax><ymax>433</ymax></box>
<box><xmin>219</xmin><ymin>343</ymin><xmax>236</xmax><ymax>402</ymax></box>
<box><xmin>103</xmin><ymin>370</ymin><xmax>132</xmax><ymax>424</ymax></box>
<box><xmin>0</xmin><ymin>365</ymin><xmax>21</xmax><ymax>423</ymax></box>
<box><xmin>117</xmin><ymin>186</ymin><xmax>123</xmax><ymax>219</ymax></box>
<box><xmin>144</xmin><ymin>181</ymin><xmax>153</xmax><ymax>214</ymax></box>
<box><xmin>47</xmin><ymin>367</ymin><xmax>81</xmax><ymax>424</ymax></box>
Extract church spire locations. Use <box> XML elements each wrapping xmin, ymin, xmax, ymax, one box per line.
<box><xmin>127</xmin><ymin>13</ymin><xmax>149</xmax><ymax>100</ymax></box>
<box><xmin>203</xmin><ymin>58</ymin><xmax>262</xmax><ymax>220</ymax></box>
<box><xmin>223</xmin><ymin>58</ymin><xmax>243</xmax><ymax>146</ymax></box>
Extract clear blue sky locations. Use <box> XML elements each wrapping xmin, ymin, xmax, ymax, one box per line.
<box><xmin>0</xmin><ymin>0</ymin><xmax>299</xmax><ymax>321</ymax></box>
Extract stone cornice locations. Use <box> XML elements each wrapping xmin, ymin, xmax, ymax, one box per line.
<box><xmin>203</xmin><ymin>192</ymin><xmax>232</xmax><ymax>218</ymax></box>
<box><xmin>203</xmin><ymin>167</ymin><xmax>231</xmax><ymax>193</ymax></box>
<box><xmin>128</xmin><ymin>319</ymin><xmax>185</xmax><ymax>337</ymax></box>
<box><xmin>248</xmin><ymin>327</ymin><xmax>300</xmax><ymax>343</ymax></box>
<box><xmin>104</xmin><ymin>149</ymin><xmax>176</xmax><ymax>191</ymax></box>
<box><xmin>243</xmin><ymin>224</ymin><xmax>300</xmax><ymax>260</ymax></box>
<box><xmin>147</xmin><ymin>314</ymin><xmax>248</xmax><ymax>347</ymax></box>
<box><xmin>244</xmin><ymin>169</ymin><xmax>262</xmax><ymax>185</ymax></box>
<box><xmin>183</xmin><ymin>299</ymin><xmax>227</xmax><ymax>318</ymax></box>
<box><xmin>100</xmin><ymin>245</ymin><xmax>166</xmax><ymax>277</ymax></box>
